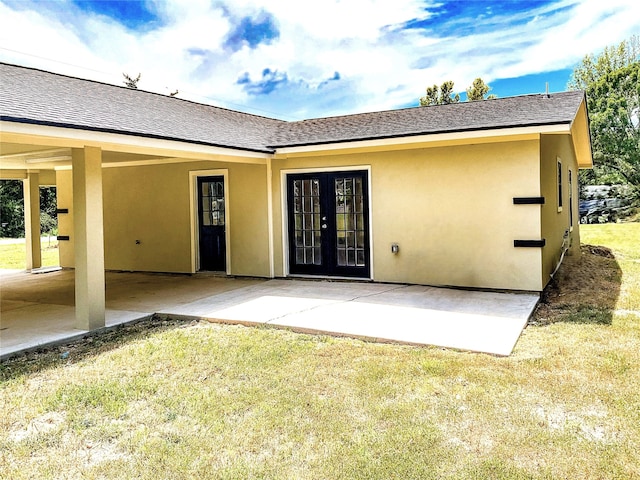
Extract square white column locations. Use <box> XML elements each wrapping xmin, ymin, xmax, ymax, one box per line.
<box><xmin>72</xmin><ymin>146</ymin><xmax>105</xmax><ymax>330</ymax></box>
<box><xmin>23</xmin><ymin>171</ymin><xmax>41</xmax><ymax>271</ymax></box>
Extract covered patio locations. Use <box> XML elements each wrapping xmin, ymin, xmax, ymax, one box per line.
<box><xmin>1</xmin><ymin>270</ymin><xmax>539</xmax><ymax>359</ymax></box>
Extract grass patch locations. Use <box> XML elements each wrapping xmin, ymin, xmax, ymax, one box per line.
<box><xmin>1</xmin><ymin>224</ymin><xmax>639</xmax><ymax>479</ymax></box>
<box><xmin>0</xmin><ymin>239</ymin><xmax>59</xmax><ymax>269</ymax></box>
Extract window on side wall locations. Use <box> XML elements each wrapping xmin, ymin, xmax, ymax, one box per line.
<box><xmin>569</xmin><ymin>168</ymin><xmax>574</xmax><ymax>230</ymax></box>
<box><xmin>557</xmin><ymin>158</ymin><xmax>563</xmax><ymax>212</ymax></box>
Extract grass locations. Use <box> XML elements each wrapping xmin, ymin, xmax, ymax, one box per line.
<box><xmin>1</xmin><ymin>224</ymin><xmax>639</xmax><ymax>479</ymax></box>
<box><xmin>0</xmin><ymin>238</ymin><xmax>59</xmax><ymax>269</ymax></box>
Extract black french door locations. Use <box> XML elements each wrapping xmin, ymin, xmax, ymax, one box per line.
<box><xmin>198</xmin><ymin>176</ymin><xmax>226</xmax><ymax>271</ymax></box>
<box><xmin>287</xmin><ymin>170</ymin><xmax>370</xmax><ymax>278</ymax></box>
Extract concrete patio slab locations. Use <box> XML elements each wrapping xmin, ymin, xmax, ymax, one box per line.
<box><xmin>159</xmin><ymin>279</ymin><xmax>539</xmax><ymax>356</ymax></box>
<box><xmin>1</xmin><ymin>271</ymin><xmax>539</xmax><ymax>359</ymax></box>
<box><xmin>0</xmin><ymin>302</ymin><xmax>149</xmax><ymax>355</ymax></box>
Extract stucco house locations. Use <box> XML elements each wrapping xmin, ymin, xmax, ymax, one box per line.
<box><xmin>1</xmin><ymin>63</ymin><xmax>592</xmax><ymax>331</ymax></box>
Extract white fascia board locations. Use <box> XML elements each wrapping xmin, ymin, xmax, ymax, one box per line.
<box><xmin>274</xmin><ymin>124</ymin><xmax>571</xmax><ymax>156</ymax></box>
<box><xmin>0</xmin><ymin>121</ymin><xmax>271</xmax><ymax>162</ymax></box>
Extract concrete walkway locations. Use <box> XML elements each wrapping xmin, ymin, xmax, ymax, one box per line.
<box><xmin>0</xmin><ymin>270</ymin><xmax>539</xmax><ymax>359</ymax></box>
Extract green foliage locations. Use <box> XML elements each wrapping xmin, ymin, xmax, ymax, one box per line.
<box><xmin>420</xmin><ymin>80</ymin><xmax>460</xmax><ymax>106</ymax></box>
<box><xmin>466</xmin><ymin>77</ymin><xmax>493</xmax><ymax>101</ymax></box>
<box><xmin>586</xmin><ymin>62</ymin><xmax>640</xmax><ymax>202</ymax></box>
<box><xmin>0</xmin><ymin>180</ymin><xmax>24</xmax><ymax>237</ymax></box>
<box><xmin>568</xmin><ymin>35</ymin><xmax>639</xmax><ymax>90</ymax></box>
<box><xmin>39</xmin><ymin>186</ymin><xmax>58</xmax><ymax>236</ymax></box>
<box><xmin>569</xmin><ymin>36</ymin><xmax>640</xmax><ymax>200</ymax></box>
<box><xmin>0</xmin><ymin>181</ymin><xmax>58</xmax><ymax>238</ymax></box>
<box><xmin>420</xmin><ymin>78</ymin><xmax>496</xmax><ymax>106</ymax></box>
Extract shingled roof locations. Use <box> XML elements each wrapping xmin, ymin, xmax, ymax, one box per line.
<box><xmin>1</xmin><ymin>63</ymin><xmax>586</xmax><ymax>153</ymax></box>
<box><xmin>271</xmin><ymin>90</ymin><xmax>585</xmax><ymax>148</ymax></box>
<box><xmin>0</xmin><ymin>63</ymin><xmax>284</xmax><ymax>153</ymax></box>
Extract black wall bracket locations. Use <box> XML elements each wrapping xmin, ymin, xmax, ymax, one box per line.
<box><xmin>56</xmin><ymin>208</ymin><xmax>69</xmax><ymax>214</ymax></box>
<box><xmin>514</xmin><ymin>239</ymin><xmax>546</xmax><ymax>248</ymax></box>
<box><xmin>57</xmin><ymin>235</ymin><xmax>70</xmax><ymax>241</ymax></box>
<box><xmin>513</xmin><ymin>197</ymin><xmax>545</xmax><ymax>205</ymax></box>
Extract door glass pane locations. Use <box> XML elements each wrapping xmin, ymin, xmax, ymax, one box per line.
<box><xmin>201</xmin><ymin>180</ymin><xmax>225</xmax><ymax>227</ymax></box>
<box><xmin>335</xmin><ymin>176</ymin><xmax>366</xmax><ymax>267</ymax></box>
<box><xmin>293</xmin><ymin>176</ymin><xmax>322</xmax><ymax>265</ymax></box>
<box><xmin>337</xmin><ymin>249</ymin><xmax>346</xmax><ymax>266</ymax></box>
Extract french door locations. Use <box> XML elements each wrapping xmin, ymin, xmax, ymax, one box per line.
<box><xmin>287</xmin><ymin>170</ymin><xmax>370</xmax><ymax>278</ymax></box>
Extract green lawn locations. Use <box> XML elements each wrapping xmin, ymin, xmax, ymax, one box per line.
<box><xmin>1</xmin><ymin>224</ymin><xmax>639</xmax><ymax>479</ymax></box>
<box><xmin>0</xmin><ymin>239</ymin><xmax>59</xmax><ymax>269</ymax></box>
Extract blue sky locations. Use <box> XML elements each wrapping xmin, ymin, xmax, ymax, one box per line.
<box><xmin>0</xmin><ymin>0</ymin><xmax>638</xmax><ymax>120</ymax></box>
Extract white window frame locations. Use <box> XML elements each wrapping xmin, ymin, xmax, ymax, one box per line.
<box><xmin>557</xmin><ymin>158</ymin><xmax>563</xmax><ymax>213</ymax></box>
<box><xmin>568</xmin><ymin>168</ymin><xmax>574</xmax><ymax>231</ymax></box>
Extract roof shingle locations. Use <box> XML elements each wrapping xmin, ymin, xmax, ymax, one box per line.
<box><xmin>0</xmin><ymin>63</ymin><xmax>284</xmax><ymax>153</ymax></box>
<box><xmin>1</xmin><ymin>63</ymin><xmax>585</xmax><ymax>153</ymax></box>
<box><xmin>271</xmin><ymin>91</ymin><xmax>585</xmax><ymax>148</ymax></box>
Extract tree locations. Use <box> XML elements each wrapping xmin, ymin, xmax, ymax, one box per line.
<box><xmin>586</xmin><ymin>62</ymin><xmax>640</xmax><ymax>202</ymax></box>
<box><xmin>569</xmin><ymin>35</ymin><xmax>640</xmax><ymax>202</ymax></box>
<box><xmin>420</xmin><ymin>78</ymin><xmax>496</xmax><ymax>106</ymax></box>
<box><xmin>0</xmin><ymin>180</ymin><xmax>24</xmax><ymax>237</ymax></box>
<box><xmin>123</xmin><ymin>72</ymin><xmax>141</xmax><ymax>89</ymax></box>
<box><xmin>568</xmin><ymin>35</ymin><xmax>639</xmax><ymax>91</ymax></box>
<box><xmin>420</xmin><ymin>80</ymin><xmax>460</xmax><ymax>106</ymax></box>
<box><xmin>466</xmin><ymin>77</ymin><xmax>497</xmax><ymax>101</ymax></box>
<box><xmin>0</xmin><ymin>181</ymin><xmax>58</xmax><ymax>238</ymax></box>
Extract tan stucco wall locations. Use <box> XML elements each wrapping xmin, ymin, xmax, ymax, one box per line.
<box><xmin>272</xmin><ymin>139</ymin><xmax>544</xmax><ymax>291</ymax></box>
<box><xmin>58</xmin><ymin>160</ymin><xmax>270</xmax><ymax>277</ymax></box>
<box><xmin>540</xmin><ymin>134</ymin><xmax>580</xmax><ymax>286</ymax></box>
<box><xmin>102</xmin><ymin>161</ymin><xmax>269</xmax><ymax>276</ymax></box>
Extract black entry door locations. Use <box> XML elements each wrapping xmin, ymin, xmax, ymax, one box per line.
<box><xmin>287</xmin><ymin>170</ymin><xmax>370</xmax><ymax>278</ymax></box>
<box><xmin>198</xmin><ymin>176</ymin><xmax>226</xmax><ymax>271</ymax></box>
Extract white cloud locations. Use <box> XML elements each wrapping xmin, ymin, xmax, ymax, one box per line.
<box><xmin>1</xmin><ymin>0</ymin><xmax>638</xmax><ymax>119</ymax></box>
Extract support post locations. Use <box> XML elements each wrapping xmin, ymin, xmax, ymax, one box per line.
<box><xmin>23</xmin><ymin>171</ymin><xmax>41</xmax><ymax>271</ymax></box>
<box><xmin>72</xmin><ymin>147</ymin><xmax>105</xmax><ymax>330</ymax></box>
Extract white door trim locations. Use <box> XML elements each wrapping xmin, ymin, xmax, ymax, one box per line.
<box><xmin>189</xmin><ymin>169</ymin><xmax>230</xmax><ymax>274</ymax></box>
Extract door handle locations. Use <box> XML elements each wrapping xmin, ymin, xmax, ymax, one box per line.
<box><xmin>321</xmin><ymin>224</ymin><xmax>328</xmax><ymax>229</ymax></box>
